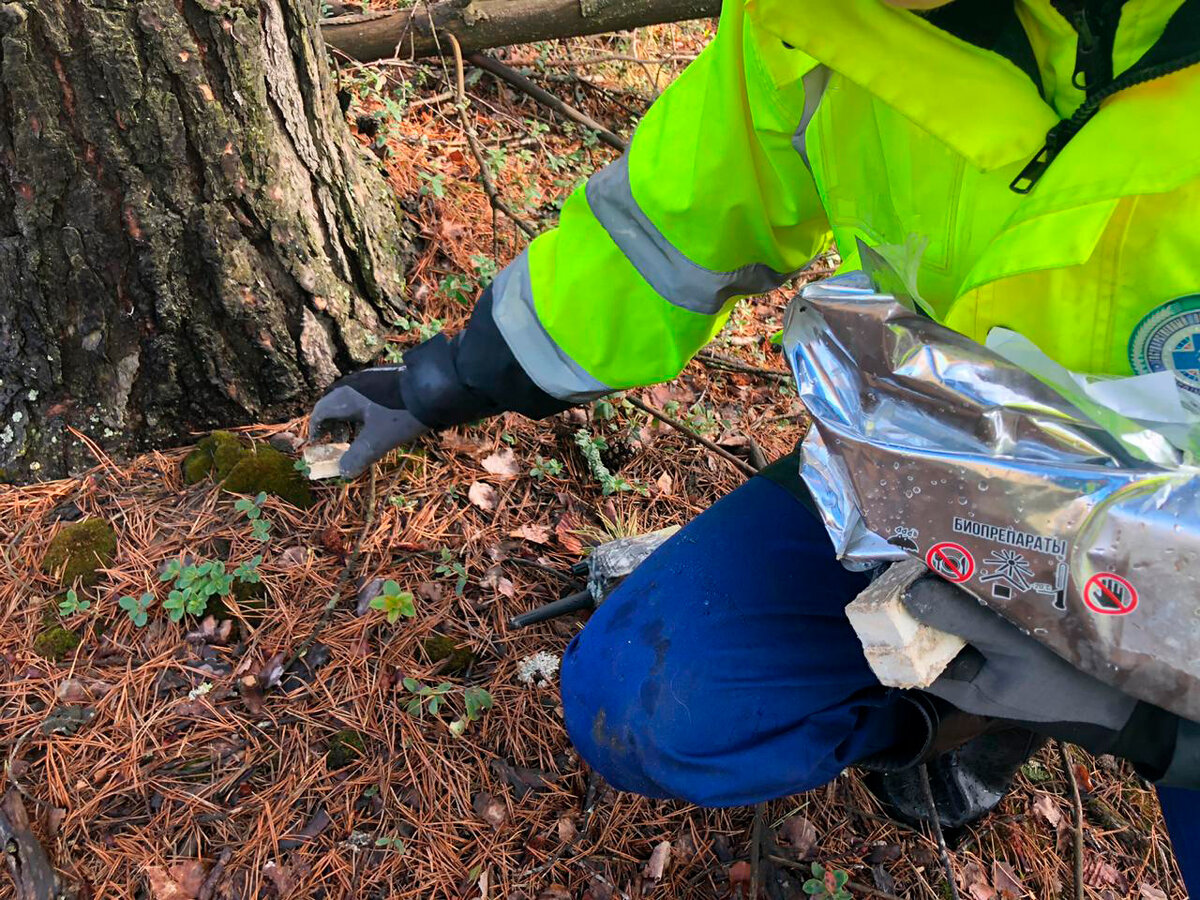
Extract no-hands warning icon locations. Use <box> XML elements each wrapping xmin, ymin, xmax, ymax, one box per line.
<box><xmin>926</xmin><ymin>541</ymin><xmax>975</xmax><ymax>584</ymax></box>
<box><xmin>1083</xmin><ymin>572</ymin><xmax>1139</xmax><ymax>616</ymax></box>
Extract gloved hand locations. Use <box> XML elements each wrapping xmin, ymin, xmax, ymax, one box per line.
<box><xmin>308</xmin><ymin>365</ymin><xmax>429</xmax><ymax>478</ymax></box>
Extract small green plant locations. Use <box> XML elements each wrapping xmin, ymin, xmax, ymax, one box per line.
<box><xmin>803</xmin><ymin>863</ymin><xmax>852</xmax><ymax>899</ymax></box>
<box><xmin>435</xmin><ymin>548</ymin><xmax>468</xmax><ymax>596</ymax></box>
<box><xmin>686</xmin><ymin>403</ymin><xmax>722</xmax><ymax>436</ymax></box>
<box><xmin>234</xmin><ymin>491</ymin><xmax>272</xmax><ymax>541</ymax></box>
<box><xmin>374</xmin><ymin>835</ymin><xmax>406</xmax><ymax>853</ymax></box>
<box><xmin>233</xmin><ymin>555</ymin><xmax>263</xmax><ymax>584</ymax></box>
<box><xmin>119</xmin><ymin>592</ymin><xmax>155</xmax><ymax>627</ymax></box>
<box><xmin>448</xmin><ymin>686</ymin><xmax>494</xmax><ymax>737</ymax></box>
<box><xmin>370</xmin><ymin>580</ymin><xmax>416</xmax><ymax>623</ymax></box>
<box><xmin>418</xmin><ymin>170</ymin><xmax>446</xmax><ymax>198</ymax></box>
<box><xmin>389</xmin><ymin>494</ymin><xmax>418</xmax><ymax>513</ymax></box>
<box><xmin>57</xmin><ymin>588</ymin><xmax>91</xmax><ymax>617</ymax></box>
<box><xmin>573</xmin><ymin>429</ymin><xmax>637</xmax><ymax>496</ymax></box>
<box><xmin>402</xmin><ymin>678</ymin><xmax>454</xmax><ymax>717</ymax></box>
<box><xmin>293</xmin><ymin>457</ymin><xmax>311</xmax><ymax>477</ymax></box>
<box><xmin>529</xmin><ymin>456</ymin><xmax>564</xmax><ymax>480</ymax></box>
<box><xmin>159</xmin><ymin>559</ymin><xmax>240</xmax><ymax>622</ymax></box>
<box><xmin>439</xmin><ymin>271</ymin><xmax>473</xmax><ymax>305</ymax></box>
<box><xmin>469</xmin><ymin>254</ymin><xmax>499</xmax><ymax>289</ymax></box>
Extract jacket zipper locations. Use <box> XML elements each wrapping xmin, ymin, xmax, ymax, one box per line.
<box><xmin>1011</xmin><ymin>0</ymin><xmax>1153</xmax><ymax>194</ymax></box>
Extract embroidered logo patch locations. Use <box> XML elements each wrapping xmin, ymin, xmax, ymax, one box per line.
<box><xmin>1128</xmin><ymin>295</ymin><xmax>1200</xmax><ymax>395</ymax></box>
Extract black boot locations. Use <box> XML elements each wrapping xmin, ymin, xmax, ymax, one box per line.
<box><xmin>863</xmin><ymin>726</ymin><xmax>1046</xmax><ymax>830</ymax></box>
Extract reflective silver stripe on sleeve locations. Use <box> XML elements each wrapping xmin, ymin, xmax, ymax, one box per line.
<box><xmin>585</xmin><ymin>156</ymin><xmax>792</xmax><ymax>316</ymax></box>
<box><xmin>490</xmin><ymin>250</ymin><xmax>611</xmax><ymax>403</ymax></box>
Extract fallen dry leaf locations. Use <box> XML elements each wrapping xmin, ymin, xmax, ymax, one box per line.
<box><xmin>468</xmin><ymin>481</ymin><xmax>498</xmax><ymax>511</ymax></box>
<box><xmin>482</xmin><ymin>448</ymin><xmax>521</xmax><ymax>477</ymax></box>
<box><xmin>511</xmin><ymin>523</ymin><xmax>552</xmax><ymax>544</ymax></box>
<box><xmin>654</xmin><ymin>472</ymin><xmax>673</xmax><ymax>496</ymax></box>
<box><xmin>991</xmin><ymin>861</ymin><xmax>1026</xmax><ymax>899</ymax></box>
<box><xmin>537</xmin><ymin>885</ymin><xmax>571</xmax><ymax>900</ymax></box>
<box><xmin>1138</xmin><ymin>885</ymin><xmax>1168</xmax><ymax>900</ymax></box>
<box><xmin>643</xmin><ymin>840</ymin><xmax>671</xmax><ymax>881</ymax></box>
<box><xmin>555</xmin><ymin>516</ymin><xmax>584</xmax><ymax>554</ymax></box>
<box><xmin>473</xmin><ymin>791</ymin><xmax>507</xmax><ymax>828</ymax></box>
<box><xmin>276</xmin><ymin>546</ymin><xmax>308</xmax><ymax>568</ymax></box>
<box><xmin>777</xmin><ymin>814</ymin><xmax>817</xmax><ymax>857</ymax></box>
<box><xmin>556</xmin><ymin>816</ymin><xmax>577</xmax><ymax>844</ymax></box>
<box><xmin>728</xmin><ymin>860</ymin><xmax>752</xmax><ymax>894</ymax></box>
<box><xmin>145</xmin><ymin>860</ymin><xmax>207</xmax><ymax>900</ymax></box>
<box><xmin>481</xmin><ymin>567</ymin><xmax>515</xmax><ymax>598</ymax></box>
<box><xmin>1032</xmin><ymin>793</ymin><xmax>1063</xmax><ymax>828</ymax></box>
<box><xmin>962</xmin><ymin>860</ymin><xmax>995</xmax><ymax>900</ymax></box>
<box><xmin>1083</xmin><ymin>854</ymin><xmax>1127</xmax><ymax>892</ymax></box>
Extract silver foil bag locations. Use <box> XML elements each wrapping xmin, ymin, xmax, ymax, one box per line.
<box><xmin>783</xmin><ymin>272</ymin><xmax>1200</xmax><ymax>721</ymax></box>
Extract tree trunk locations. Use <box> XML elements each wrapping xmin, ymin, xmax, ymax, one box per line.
<box><xmin>321</xmin><ymin>0</ymin><xmax>720</xmax><ymax>63</ymax></box>
<box><xmin>0</xmin><ymin>0</ymin><xmax>412</xmax><ymax>482</ymax></box>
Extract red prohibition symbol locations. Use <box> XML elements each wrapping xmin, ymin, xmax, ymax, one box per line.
<box><xmin>926</xmin><ymin>541</ymin><xmax>975</xmax><ymax>584</ymax></box>
<box><xmin>1083</xmin><ymin>572</ymin><xmax>1139</xmax><ymax>616</ymax></box>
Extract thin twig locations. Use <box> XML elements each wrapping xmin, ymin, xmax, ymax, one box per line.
<box><xmin>696</xmin><ymin>351</ymin><xmax>792</xmax><ymax>382</ymax></box>
<box><xmin>532</xmin><ymin>53</ymin><xmax>697</xmax><ymax>68</ymax></box>
<box><xmin>445</xmin><ymin>34</ymin><xmax>538</xmax><ymax>239</ymax></box>
<box><xmin>468</xmin><ymin>51</ymin><xmax>628</xmax><ymax>152</ymax></box>
<box><xmin>626</xmin><ymin>395</ymin><xmax>759</xmax><ymax>478</ymax></box>
<box><xmin>1060</xmin><ymin>742</ymin><xmax>1085</xmax><ymax>900</ymax></box>
<box><xmin>750</xmin><ymin>801</ymin><xmax>765</xmax><ymax>900</ymax></box>
<box><xmin>918</xmin><ymin>764</ymin><xmax>960</xmax><ymax>900</ymax></box>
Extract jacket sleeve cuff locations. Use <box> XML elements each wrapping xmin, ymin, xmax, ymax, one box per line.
<box><xmin>399</xmin><ymin>286</ymin><xmax>574</xmax><ymax>428</ymax></box>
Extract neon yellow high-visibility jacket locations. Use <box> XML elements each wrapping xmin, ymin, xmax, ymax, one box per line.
<box><xmin>465</xmin><ymin>0</ymin><xmax>1200</xmax><ymax>409</ymax></box>
<box><xmin>403</xmin><ymin>0</ymin><xmax>1200</xmax><ymax>426</ymax></box>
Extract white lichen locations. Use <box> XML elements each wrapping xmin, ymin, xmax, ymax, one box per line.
<box><xmin>11</xmin><ymin>411</ymin><xmax>21</xmax><ymax>423</ymax></box>
<box><xmin>26</xmin><ymin>389</ymin><xmax>37</xmax><ymax>401</ymax></box>
<box><xmin>516</xmin><ymin>651</ymin><xmax>560</xmax><ymax>687</ymax></box>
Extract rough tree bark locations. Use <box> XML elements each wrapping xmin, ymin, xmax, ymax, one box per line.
<box><xmin>322</xmin><ymin>0</ymin><xmax>720</xmax><ymax>63</ymax></box>
<box><xmin>0</xmin><ymin>0</ymin><xmax>412</xmax><ymax>482</ymax></box>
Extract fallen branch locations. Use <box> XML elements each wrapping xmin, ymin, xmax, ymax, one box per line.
<box><xmin>918</xmin><ymin>764</ymin><xmax>960</xmax><ymax>900</ymax></box>
<box><xmin>0</xmin><ymin>790</ymin><xmax>59</xmax><ymax>900</ymax></box>
<box><xmin>448</xmin><ymin>36</ymin><xmax>540</xmax><ymax>238</ymax></box>
<box><xmin>626</xmin><ymin>395</ymin><xmax>758</xmax><ymax>477</ymax></box>
<box><xmin>696</xmin><ymin>351</ymin><xmax>792</xmax><ymax>383</ymax></box>
<box><xmin>1060</xmin><ymin>742</ymin><xmax>1085</xmax><ymax>900</ymax></box>
<box><xmin>468</xmin><ymin>52</ymin><xmax>628</xmax><ymax>152</ymax></box>
<box><xmin>321</xmin><ymin>0</ymin><xmax>721</xmax><ymax>63</ymax></box>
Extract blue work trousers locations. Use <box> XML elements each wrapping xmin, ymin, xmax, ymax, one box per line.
<box><xmin>559</xmin><ymin>470</ymin><xmax>1200</xmax><ymax>892</ymax></box>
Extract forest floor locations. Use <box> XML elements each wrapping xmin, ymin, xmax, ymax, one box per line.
<box><xmin>0</xmin><ymin>19</ymin><xmax>1189</xmax><ymax>900</ymax></box>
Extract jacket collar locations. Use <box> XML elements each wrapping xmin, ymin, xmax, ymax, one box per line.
<box><xmin>745</xmin><ymin>0</ymin><xmax>1058</xmax><ymax>170</ymax></box>
<box><xmin>744</xmin><ymin>0</ymin><xmax>1194</xmax><ymax>176</ymax></box>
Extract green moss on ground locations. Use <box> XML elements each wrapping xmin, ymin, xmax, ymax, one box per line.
<box><xmin>326</xmin><ymin>729</ymin><xmax>367</xmax><ymax>769</ymax></box>
<box><xmin>183</xmin><ymin>431</ymin><xmax>312</xmax><ymax>508</ymax></box>
<box><xmin>33</xmin><ymin>625</ymin><xmax>80</xmax><ymax>660</ymax></box>
<box><xmin>41</xmin><ymin>518</ymin><xmax>117</xmax><ymax>587</ymax></box>
<box><xmin>422</xmin><ymin>634</ymin><xmax>476</xmax><ymax>676</ymax></box>
<box><xmin>182</xmin><ymin>430</ymin><xmax>249</xmax><ymax>484</ymax></box>
<box><xmin>222</xmin><ymin>444</ymin><xmax>312</xmax><ymax>508</ymax></box>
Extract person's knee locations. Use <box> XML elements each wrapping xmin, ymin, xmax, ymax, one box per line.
<box><xmin>559</xmin><ymin>585</ymin><xmax>719</xmax><ymax>804</ymax></box>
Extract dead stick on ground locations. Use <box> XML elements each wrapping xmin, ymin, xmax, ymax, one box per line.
<box><xmin>445</xmin><ymin>35</ymin><xmax>539</xmax><ymax>239</ymax></box>
<box><xmin>918</xmin><ymin>763</ymin><xmax>961</xmax><ymax>900</ymax></box>
<box><xmin>626</xmin><ymin>395</ymin><xmax>759</xmax><ymax>477</ymax></box>
<box><xmin>750</xmin><ymin>801</ymin><xmax>765</xmax><ymax>900</ymax></box>
<box><xmin>468</xmin><ymin>52</ymin><xmax>628</xmax><ymax>152</ymax></box>
<box><xmin>1060</xmin><ymin>742</ymin><xmax>1085</xmax><ymax>900</ymax></box>
<box><xmin>696</xmin><ymin>351</ymin><xmax>793</xmax><ymax>382</ymax></box>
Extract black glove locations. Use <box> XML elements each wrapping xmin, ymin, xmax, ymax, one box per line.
<box><xmin>308</xmin><ymin>365</ymin><xmax>429</xmax><ymax>478</ymax></box>
<box><xmin>904</xmin><ymin>576</ymin><xmax>1193</xmax><ymax>785</ymax></box>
